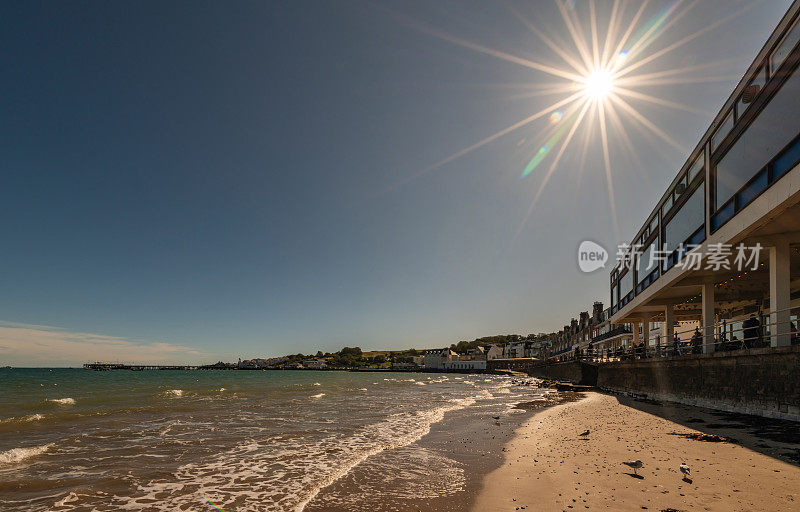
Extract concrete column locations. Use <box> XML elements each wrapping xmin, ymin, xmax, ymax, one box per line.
<box><xmin>702</xmin><ymin>282</ymin><xmax>715</xmax><ymax>354</ymax></box>
<box><xmin>769</xmin><ymin>241</ymin><xmax>791</xmax><ymax>347</ymax></box>
<box><xmin>665</xmin><ymin>305</ymin><xmax>675</xmax><ymax>352</ymax></box>
<box><xmin>633</xmin><ymin>321</ymin><xmax>640</xmax><ymax>352</ymax></box>
<box><xmin>642</xmin><ymin>314</ymin><xmax>650</xmax><ymax>358</ymax></box>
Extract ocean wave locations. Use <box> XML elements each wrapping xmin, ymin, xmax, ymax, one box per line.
<box><xmin>116</xmin><ymin>391</ymin><xmax>477</xmax><ymax>512</ymax></box>
<box><xmin>313</xmin><ymin>382</ymin><xmax>321</xmax><ymax>386</ymax></box>
<box><xmin>0</xmin><ymin>443</ymin><xmax>54</xmax><ymax>465</ymax></box>
<box><xmin>0</xmin><ymin>413</ymin><xmax>46</xmax><ymax>424</ymax></box>
<box><xmin>166</xmin><ymin>389</ymin><xmax>183</xmax><ymax>397</ymax></box>
<box><xmin>414</xmin><ymin>381</ymin><xmax>426</xmax><ymax>386</ymax></box>
<box><xmin>47</xmin><ymin>397</ymin><xmax>76</xmax><ymax>405</ymax></box>
<box><xmin>309</xmin><ymin>393</ymin><xmax>325</xmax><ymax>399</ymax></box>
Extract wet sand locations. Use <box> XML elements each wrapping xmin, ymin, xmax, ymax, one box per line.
<box><xmin>472</xmin><ymin>392</ymin><xmax>800</xmax><ymax>511</ymax></box>
<box><xmin>305</xmin><ymin>389</ymin><xmax>579</xmax><ymax>512</ymax></box>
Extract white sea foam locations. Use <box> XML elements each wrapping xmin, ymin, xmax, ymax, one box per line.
<box><xmin>167</xmin><ymin>389</ymin><xmax>183</xmax><ymax>397</ymax></box>
<box><xmin>414</xmin><ymin>381</ymin><xmax>426</xmax><ymax>386</ymax></box>
<box><xmin>219</xmin><ymin>388</ymin><xmax>226</xmax><ymax>392</ymax></box>
<box><xmin>1</xmin><ymin>413</ymin><xmax>46</xmax><ymax>424</ymax></box>
<box><xmin>358</xmin><ymin>388</ymin><xmax>368</xmax><ymax>391</ymax></box>
<box><xmin>313</xmin><ymin>382</ymin><xmax>321</xmax><ymax>386</ymax></box>
<box><xmin>0</xmin><ymin>443</ymin><xmax>54</xmax><ymax>464</ymax></box>
<box><xmin>114</xmin><ymin>391</ymin><xmax>478</xmax><ymax>512</ymax></box>
<box><xmin>47</xmin><ymin>397</ymin><xmax>75</xmax><ymax>405</ymax></box>
<box><xmin>309</xmin><ymin>393</ymin><xmax>325</xmax><ymax>399</ymax></box>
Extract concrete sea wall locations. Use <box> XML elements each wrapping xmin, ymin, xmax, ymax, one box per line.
<box><xmin>595</xmin><ymin>345</ymin><xmax>800</xmax><ymax>421</ymax></box>
<box><xmin>525</xmin><ymin>346</ymin><xmax>800</xmax><ymax>421</ymax></box>
<box><xmin>525</xmin><ymin>361</ymin><xmax>598</xmax><ymax>386</ymax></box>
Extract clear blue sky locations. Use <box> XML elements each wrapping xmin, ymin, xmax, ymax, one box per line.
<box><xmin>1</xmin><ymin>0</ymin><xmax>792</xmax><ymax>364</ymax></box>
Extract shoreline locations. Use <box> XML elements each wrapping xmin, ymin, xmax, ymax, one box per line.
<box><xmin>472</xmin><ymin>391</ymin><xmax>800</xmax><ymax>511</ymax></box>
<box><xmin>304</xmin><ymin>385</ymin><xmax>579</xmax><ymax>512</ymax></box>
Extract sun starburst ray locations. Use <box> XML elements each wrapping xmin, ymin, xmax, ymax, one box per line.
<box><xmin>556</xmin><ymin>0</ymin><xmax>595</xmax><ymax>72</ymax></box>
<box><xmin>574</xmin><ymin>105</ymin><xmax>596</xmax><ymax>191</ymax></box>
<box><xmin>602</xmin><ymin>99</ymin><xmax>654</xmax><ymax>191</ymax></box>
<box><xmin>613</xmin><ymin>86</ymin><xmax>714</xmax><ymax>116</ymax></box>
<box><xmin>615</xmin><ymin>56</ymin><xmax>745</xmax><ymax>85</ymax></box>
<box><xmin>514</xmin><ymin>99</ymin><xmax>594</xmax><ymax>242</ymax></box>
<box><xmin>398</xmin><ymin>14</ymin><xmax>583</xmax><ymax>82</ymax></box>
<box><xmin>387</xmin><ymin>0</ymin><xmax>756</xmax><ymax>242</ymax></box>
<box><xmin>589</xmin><ymin>0</ymin><xmax>602</xmax><ymax>70</ymax></box>
<box><xmin>622</xmin><ymin>0</ymin><xmax>694</xmax><ymax>66</ymax></box>
<box><xmin>608</xmin><ymin>0</ymin><xmax>651</xmax><ymax>73</ymax></box>
<box><xmin>616</xmin><ymin>0</ymin><xmax>762</xmax><ymax>80</ymax></box>
<box><xmin>609</xmin><ymin>93</ymin><xmax>684</xmax><ymax>153</ymax></box>
<box><xmin>600</xmin><ymin>0</ymin><xmax>623</xmax><ymax>70</ymax></box>
<box><xmin>397</xmin><ymin>91</ymin><xmax>586</xmax><ymax>187</ymax></box>
<box><xmin>597</xmin><ymin>100</ymin><xmax>620</xmax><ymax>241</ymax></box>
<box><xmin>503</xmin><ymin>2</ymin><xmax>590</xmax><ymax>76</ymax></box>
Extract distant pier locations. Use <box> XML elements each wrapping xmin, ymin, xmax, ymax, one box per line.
<box><xmin>83</xmin><ymin>363</ymin><xmax>201</xmax><ymax>371</ymax></box>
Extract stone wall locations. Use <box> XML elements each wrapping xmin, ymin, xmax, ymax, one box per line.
<box><xmin>487</xmin><ymin>358</ymin><xmax>541</xmax><ymax>372</ymax></box>
<box><xmin>596</xmin><ymin>345</ymin><xmax>800</xmax><ymax>421</ymax></box>
<box><xmin>527</xmin><ymin>361</ymin><xmax>597</xmax><ymax>385</ymax></box>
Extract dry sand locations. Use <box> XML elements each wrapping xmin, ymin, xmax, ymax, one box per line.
<box><xmin>472</xmin><ymin>392</ymin><xmax>799</xmax><ymax>511</ymax></box>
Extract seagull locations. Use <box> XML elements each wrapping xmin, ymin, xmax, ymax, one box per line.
<box><xmin>579</xmin><ymin>429</ymin><xmax>590</xmax><ymax>437</ymax></box>
<box><xmin>623</xmin><ymin>460</ymin><xmax>643</xmax><ymax>475</ymax></box>
<box><xmin>680</xmin><ymin>462</ymin><xmax>691</xmax><ymax>478</ymax></box>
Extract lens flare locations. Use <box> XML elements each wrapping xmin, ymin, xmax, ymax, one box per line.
<box><xmin>395</xmin><ymin>0</ymin><xmax>758</xmax><ymax>241</ymax></box>
<box><xmin>612</xmin><ymin>50</ymin><xmax>629</xmax><ymax>68</ymax></box>
<box><xmin>201</xmin><ymin>493</ymin><xmax>228</xmax><ymax>512</ymax></box>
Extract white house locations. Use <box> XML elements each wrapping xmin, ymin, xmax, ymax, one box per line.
<box><xmin>423</xmin><ymin>349</ymin><xmax>458</xmax><ymax>369</ymax></box>
<box><xmin>503</xmin><ymin>341</ymin><xmax>527</xmax><ymax>358</ymax></box>
<box><xmin>466</xmin><ymin>346</ymin><xmax>486</xmax><ymax>360</ymax></box>
<box><xmin>443</xmin><ymin>360</ymin><xmax>487</xmax><ymax>370</ymax></box>
<box><xmin>485</xmin><ymin>345</ymin><xmax>503</xmax><ymax>360</ymax></box>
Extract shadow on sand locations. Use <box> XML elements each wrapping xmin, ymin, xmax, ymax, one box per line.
<box><xmin>613</xmin><ymin>394</ymin><xmax>800</xmax><ymax>467</ymax></box>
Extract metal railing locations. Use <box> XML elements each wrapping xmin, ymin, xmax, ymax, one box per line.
<box><xmin>547</xmin><ymin>306</ymin><xmax>798</xmax><ymax>363</ymax></box>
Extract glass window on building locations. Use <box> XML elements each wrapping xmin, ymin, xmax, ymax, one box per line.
<box><xmin>715</xmin><ymin>64</ymin><xmax>800</xmax><ymax>207</ymax></box>
<box><xmin>712</xmin><ymin>110</ymin><xmax>734</xmax><ymax>151</ymax></box>
<box><xmin>637</xmin><ymin>239</ymin><xmax>657</xmax><ymax>282</ymax></box>
<box><xmin>662</xmin><ymin>193</ymin><xmax>673</xmax><ymax>216</ymax></box>
<box><xmin>770</xmin><ymin>17</ymin><xmax>800</xmax><ymax>73</ymax></box>
<box><xmin>688</xmin><ymin>155</ymin><xmax>704</xmax><ymax>182</ymax></box>
<box><xmin>664</xmin><ymin>182</ymin><xmax>705</xmax><ymax>253</ymax></box>
<box><xmin>649</xmin><ymin>217</ymin><xmax>658</xmax><ymax>237</ymax></box>
<box><xmin>738</xmin><ymin>67</ymin><xmax>767</xmax><ymax>116</ymax></box>
<box><xmin>619</xmin><ymin>269</ymin><xmax>633</xmax><ymax>299</ymax></box>
<box><xmin>674</xmin><ymin>174</ymin><xmax>688</xmax><ymax>199</ymax></box>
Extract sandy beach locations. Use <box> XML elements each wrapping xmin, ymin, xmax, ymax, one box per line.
<box><xmin>472</xmin><ymin>392</ymin><xmax>800</xmax><ymax>511</ymax></box>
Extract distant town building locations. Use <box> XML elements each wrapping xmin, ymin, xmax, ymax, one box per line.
<box><xmin>443</xmin><ymin>360</ymin><xmax>487</xmax><ymax>370</ymax></box>
<box><xmin>423</xmin><ymin>348</ymin><xmax>458</xmax><ymax>369</ymax></box>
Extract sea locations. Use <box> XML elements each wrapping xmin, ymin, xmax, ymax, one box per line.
<box><xmin>0</xmin><ymin>368</ymin><xmax>555</xmax><ymax>511</ymax></box>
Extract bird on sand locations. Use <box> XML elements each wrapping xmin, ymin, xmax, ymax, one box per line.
<box><xmin>623</xmin><ymin>460</ymin><xmax>643</xmax><ymax>475</ymax></box>
<box><xmin>680</xmin><ymin>462</ymin><xmax>691</xmax><ymax>478</ymax></box>
<box><xmin>579</xmin><ymin>429</ymin><xmax>590</xmax><ymax>437</ymax></box>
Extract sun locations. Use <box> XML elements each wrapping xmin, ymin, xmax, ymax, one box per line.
<box><xmin>582</xmin><ymin>69</ymin><xmax>614</xmax><ymax>100</ymax></box>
